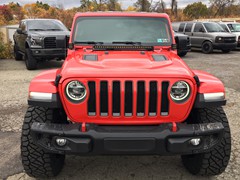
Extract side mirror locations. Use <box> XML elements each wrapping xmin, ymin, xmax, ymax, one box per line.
<box><xmin>199</xmin><ymin>28</ymin><xmax>205</xmax><ymax>33</ymax></box>
<box><xmin>17</xmin><ymin>28</ymin><xmax>23</xmax><ymax>34</ymax></box>
<box><xmin>68</xmin><ymin>42</ymin><xmax>74</xmax><ymax>50</ymax></box>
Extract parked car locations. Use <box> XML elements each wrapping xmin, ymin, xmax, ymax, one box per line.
<box><xmin>21</xmin><ymin>12</ymin><xmax>231</xmax><ymax>178</ymax></box>
<box><xmin>174</xmin><ymin>32</ymin><xmax>191</xmax><ymax>57</ymax></box>
<box><xmin>178</xmin><ymin>21</ymin><xmax>237</xmax><ymax>53</ymax></box>
<box><xmin>13</xmin><ymin>19</ymin><xmax>70</xmax><ymax>70</ymax></box>
<box><xmin>218</xmin><ymin>22</ymin><xmax>240</xmax><ymax>48</ymax></box>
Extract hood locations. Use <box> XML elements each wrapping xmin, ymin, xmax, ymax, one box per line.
<box><xmin>210</xmin><ymin>32</ymin><xmax>236</xmax><ymax>38</ymax></box>
<box><xmin>60</xmin><ymin>50</ymin><xmax>195</xmax><ymax>80</ymax></box>
<box><xmin>231</xmin><ymin>32</ymin><xmax>240</xmax><ymax>37</ymax></box>
<box><xmin>29</xmin><ymin>30</ymin><xmax>70</xmax><ymax>37</ymax></box>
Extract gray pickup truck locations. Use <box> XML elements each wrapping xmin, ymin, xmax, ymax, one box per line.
<box><xmin>178</xmin><ymin>22</ymin><xmax>237</xmax><ymax>53</ymax></box>
<box><xmin>13</xmin><ymin>19</ymin><xmax>70</xmax><ymax>70</ymax></box>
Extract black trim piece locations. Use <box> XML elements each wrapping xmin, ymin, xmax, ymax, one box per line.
<box><xmin>194</xmin><ymin>94</ymin><xmax>226</xmax><ymax>108</ymax></box>
<box><xmin>137</xmin><ymin>81</ymin><xmax>145</xmax><ymax>116</ymax></box>
<box><xmin>149</xmin><ymin>81</ymin><xmax>157</xmax><ymax>115</ymax></box>
<box><xmin>28</xmin><ymin>93</ymin><xmax>62</xmax><ymax>108</ymax></box>
<box><xmin>88</xmin><ymin>81</ymin><xmax>96</xmax><ymax>115</ymax></box>
<box><xmin>152</xmin><ymin>55</ymin><xmax>167</xmax><ymax>61</ymax></box>
<box><xmin>54</xmin><ymin>75</ymin><xmax>61</xmax><ymax>87</ymax></box>
<box><xmin>112</xmin><ymin>81</ymin><xmax>121</xmax><ymax>116</ymax></box>
<box><xmin>83</xmin><ymin>54</ymin><xmax>98</xmax><ymax>61</ymax></box>
<box><xmin>100</xmin><ymin>81</ymin><xmax>108</xmax><ymax>116</ymax></box>
<box><xmin>161</xmin><ymin>82</ymin><xmax>169</xmax><ymax>115</ymax></box>
<box><xmin>124</xmin><ymin>81</ymin><xmax>133</xmax><ymax>116</ymax></box>
<box><xmin>194</xmin><ymin>75</ymin><xmax>200</xmax><ymax>87</ymax></box>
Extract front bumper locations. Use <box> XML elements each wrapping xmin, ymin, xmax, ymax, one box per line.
<box><xmin>30</xmin><ymin>48</ymin><xmax>67</xmax><ymax>58</ymax></box>
<box><xmin>213</xmin><ymin>42</ymin><xmax>237</xmax><ymax>50</ymax></box>
<box><xmin>31</xmin><ymin>122</ymin><xmax>224</xmax><ymax>155</ymax></box>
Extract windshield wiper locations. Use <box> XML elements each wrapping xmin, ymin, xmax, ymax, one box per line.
<box><xmin>45</xmin><ymin>29</ymin><xmax>63</xmax><ymax>31</ymax></box>
<box><xmin>112</xmin><ymin>41</ymin><xmax>142</xmax><ymax>45</ymax></box>
<box><xmin>74</xmin><ymin>41</ymin><xmax>104</xmax><ymax>45</ymax></box>
<box><xmin>29</xmin><ymin>29</ymin><xmax>46</xmax><ymax>31</ymax></box>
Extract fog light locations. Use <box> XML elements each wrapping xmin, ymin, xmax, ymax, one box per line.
<box><xmin>56</xmin><ymin>138</ymin><xmax>67</xmax><ymax>147</ymax></box>
<box><xmin>190</xmin><ymin>138</ymin><xmax>201</xmax><ymax>146</ymax></box>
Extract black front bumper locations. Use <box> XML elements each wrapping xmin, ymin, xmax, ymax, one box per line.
<box><xmin>213</xmin><ymin>42</ymin><xmax>237</xmax><ymax>50</ymax></box>
<box><xmin>31</xmin><ymin>122</ymin><xmax>224</xmax><ymax>155</ymax></box>
<box><xmin>31</xmin><ymin>48</ymin><xmax>67</xmax><ymax>59</ymax></box>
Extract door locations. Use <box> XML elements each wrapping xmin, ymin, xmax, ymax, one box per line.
<box><xmin>18</xmin><ymin>21</ymin><xmax>27</xmax><ymax>52</ymax></box>
<box><xmin>191</xmin><ymin>23</ymin><xmax>206</xmax><ymax>48</ymax></box>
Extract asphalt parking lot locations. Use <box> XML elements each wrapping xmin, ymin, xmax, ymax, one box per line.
<box><xmin>0</xmin><ymin>50</ymin><xmax>240</xmax><ymax>180</ymax></box>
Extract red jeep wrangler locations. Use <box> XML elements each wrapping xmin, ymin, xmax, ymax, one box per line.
<box><xmin>21</xmin><ymin>12</ymin><xmax>231</xmax><ymax>178</ymax></box>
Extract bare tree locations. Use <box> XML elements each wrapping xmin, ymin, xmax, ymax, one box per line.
<box><xmin>152</xmin><ymin>0</ymin><xmax>166</xmax><ymax>13</ymax></box>
<box><xmin>209</xmin><ymin>0</ymin><xmax>236</xmax><ymax>16</ymax></box>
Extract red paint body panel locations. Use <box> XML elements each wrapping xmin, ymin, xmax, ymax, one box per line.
<box><xmin>193</xmin><ymin>70</ymin><xmax>225</xmax><ymax>94</ymax></box>
<box><xmin>29</xmin><ymin>69</ymin><xmax>59</xmax><ymax>93</ymax></box>
<box><xmin>28</xmin><ymin>12</ymin><xmax>226</xmax><ymax>125</ymax></box>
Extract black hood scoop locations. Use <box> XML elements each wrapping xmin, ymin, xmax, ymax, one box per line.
<box><xmin>152</xmin><ymin>55</ymin><xmax>167</xmax><ymax>61</ymax></box>
<box><xmin>83</xmin><ymin>54</ymin><xmax>98</xmax><ymax>61</ymax></box>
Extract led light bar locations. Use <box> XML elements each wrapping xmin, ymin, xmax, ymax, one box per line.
<box><xmin>203</xmin><ymin>92</ymin><xmax>225</xmax><ymax>101</ymax></box>
<box><xmin>29</xmin><ymin>92</ymin><xmax>53</xmax><ymax>101</ymax></box>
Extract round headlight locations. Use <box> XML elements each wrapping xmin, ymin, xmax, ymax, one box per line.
<box><xmin>170</xmin><ymin>81</ymin><xmax>190</xmax><ymax>103</ymax></box>
<box><xmin>65</xmin><ymin>81</ymin><xmax>87</xmax><ymax>103</ymax></box>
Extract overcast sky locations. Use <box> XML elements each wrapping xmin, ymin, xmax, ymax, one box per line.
<box><xmin>0</xmin><ymin>0</ymin><xmax>209</xmax><ymax>9</ymax></box>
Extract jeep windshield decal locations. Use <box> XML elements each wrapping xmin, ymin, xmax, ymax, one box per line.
<box><xmin>73</xmin><ymin>17</ymin><xmax>172</xmax><ymax>47</ymax></box>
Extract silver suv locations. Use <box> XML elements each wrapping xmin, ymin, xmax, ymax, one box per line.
<box><xmin>178</xmin><ymin>22</ymin><xmax>237</xmax><ymax>53</ymax></box>
<box><xmin>218</xmin><ymin>22</ymin><xmax>240</xmax><ymax>48</ymax></box>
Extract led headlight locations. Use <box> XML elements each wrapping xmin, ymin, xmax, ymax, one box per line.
<box><xmin>30</xmin><ymin>36</ymin><xmax>43</xmax><ymax>47</ymax></box>
<box><xmin>65</xmin><ymin>81</ymin><xmax>87</xmax><ymax>103</ymax></box>
<box><xmin>170</xmin><ymin>81</ymin><xmax>190</xmax><ymax>103</ymax></box>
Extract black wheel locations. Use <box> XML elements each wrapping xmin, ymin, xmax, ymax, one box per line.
<box><xmin>21</xmin><ymin>106</ymin><xmax>67</xmax><ymax>178</ymax></box>
<box><xmin>14</xmin><ymin>44</ymin><xmax>23</xmax><ymax>61</ymax></box>
<box><xmin>182</xmin><ymin>107</ymin><xmax>231</xmax><ymax>176</ymax></box>
<box><xmin>202</xmin><ymin>41</ymin><xmax>213</xmax><ymax>54</ymax></box>
<box><xmin>222</xmin><ymin>49</ymin><xmax>231</xmax><ymax>53</ymax></box>
<box><xmin>25</xmin><ymin>48</ymin><xmax>37</xmax><ymax>70</ymax></box>
<box><xmin>177</xmin><ymin>51</ymin><xmax>188</xmax><ymax>57</ymax></box>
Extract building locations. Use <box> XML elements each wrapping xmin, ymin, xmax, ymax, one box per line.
<box><xmin>0</xmin><ymin>24</ymin><xmax>18</xmax><ymax>44</ymax></box>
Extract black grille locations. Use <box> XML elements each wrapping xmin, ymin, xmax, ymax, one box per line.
<box><xmin>44</xmin><ymin>37</ymin><xmax>56</xmax><ymax>48</ymax></box>
<box><xmin>224</xmin><ymin>37</ymin><xmax>236</xmax><ymax>43</ymax></box>
<box><xmin>87</xmin><ymin>80</ymin><xmax>170</xmax><ymax>117</ymax></box>
<box><xmin>161</xmin><ymin>82</ymin><xmax>169</xmax><ymax>116</ymax></box>
<box><xmin>66</xmin><ymin>36</ymin><xmax>70</xmax><ymax>48</ymax></box>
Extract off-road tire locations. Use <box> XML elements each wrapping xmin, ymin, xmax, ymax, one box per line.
<box><xmin>182</xmin><ymin>107</ymin><xmax>231</xmax><ymax>176</ymax></box>
<box><xmin>177</xmin><ymin>51</ymin><xmax>187</xmax><ymax>57</ymax></box>
<box><xmin>14</xmin><ymin>44</ymin><xmax>23</xmax><ymax>61</ymax></box>
<box><xmin>202</xmin><ymin>41</ymin><xmax>213</xmax><ymax>54</ymax></box>
<box><xmin>222</xmin><ymin>49</ymin><xmax>231</xmax><ymax>53</ymax></box>
<box><xmin>21</xmin><ymin>106</ymin><xmax>66</xmax><ymax>178</ymax></box>
<box><xmin>25</xmin><ymin>48</ymin><xmax>37</xmax><ymax>70</ymax></box>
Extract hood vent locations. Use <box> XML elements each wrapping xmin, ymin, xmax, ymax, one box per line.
<box><xmin>152</xmin><ymin>55</ymin><xmax>167</xmax><ymax>61</ymax></box>
<box><xmin>83</xmin><ymin>54</ymin><xmax>98</xmax><ymax>61</ymax></box>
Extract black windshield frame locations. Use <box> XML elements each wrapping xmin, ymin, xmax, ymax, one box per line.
<box><xmin>72</xmin><ymin>16</ymin><xmax>173</xmax><ymax>46</ymax></box>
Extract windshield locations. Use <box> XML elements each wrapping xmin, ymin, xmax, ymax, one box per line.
<box><xmin>73</xmin><ymin>17</ymin><xmax>172</xmax><ymax>45</ymax></box>
<box><xmin>227</xmin><ymin>23</ymin><xmax>240</xmax><ymax>32</ymax></box>
<box><xmin>28</xmin><ymin>20</ymin><xmax>68</xmax><ymax>31</ymax></box>
<box><xmin>204</xmin><ymin>23</ymin><xmax>225</xmax><ymax>32</ymax></box>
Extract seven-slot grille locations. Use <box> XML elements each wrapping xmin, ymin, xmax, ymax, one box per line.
<box><xmin>87</xmin><ymin>80</ymin><xmax>169</xmax><ymax>117</ymax></box>
<box><xmin>44</xmin><ymin>37</ymin><xmax>57</xmax><ymax>48</ymax></box>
